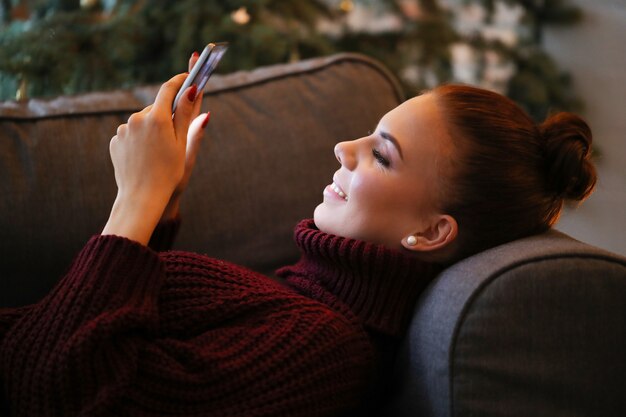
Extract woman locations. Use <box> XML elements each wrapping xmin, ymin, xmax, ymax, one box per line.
<box><xmin>0</xmin><ymin>52</ymin><xmax>596</xmax><ymax>416</ymax></box>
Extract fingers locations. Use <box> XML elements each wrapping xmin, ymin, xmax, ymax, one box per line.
<box><xmin>184</xmin><ymin>112</ymin><xmax>210</xmax><ymax>175</ymax></box>
<box><xmin>153</xmin><ymin>49</ymin><xmax>202</xmax><ymax>115</ymax></box>
<box><xmin>143</xmin><ymin>52</ymin><xmax>203</xmax><ymax>147</ymax></box>
<box><xmin>189</xmin><ymin>51</ymin><xmax>199</xmax><ymax>72</ymax></box>
<box><xmin>192</xmin><ymin>90</ymin><xmax>204</xmax><ymax>118</ymax></box>
<box><xmin>187</xmin><ymin>113</ymin><xmax>210</xmax><ymax>151</ymax></box>
<box><xmin>116</xmin><ymin>124</ymin><xmax>125</xmax><ymax>136</ymax></box>
<box><xmin>172</xmin><ymin>83</ymin><xmax>199</xmax><ymax>145</ymax></box>
<box><xmin>153</xmin><ymin>73</ymin><xmax>188</xmax><ymax>115</ymax></box>
<box><xmin>188</xmin><ymin>51</ymin><xmax>203</xmax><ymax>118</ymax></box>
<box><xmin>138</xmin><ymin>104</ymin><xmax>152</xmax><ymax>115</ymax></box>
<box><xmin>116</xmin><ymin>123</ymin><xmax>128</xmax><ymax>138</ymax></box>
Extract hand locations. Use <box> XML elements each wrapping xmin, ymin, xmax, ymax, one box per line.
<box><xmin>161</xmin><ymin>52</ymin><xmax>211</xmax><ymax>220</ymax></box>
<box><xmin>102</xmin><ymin>72</ymin><xmax>199</xmax><ymax>245</ymax></box>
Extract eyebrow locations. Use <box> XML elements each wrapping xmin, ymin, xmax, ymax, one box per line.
<box><xmin>380</xmin><ymin>130</ymin><xmax>404</xmax><ymax>160</ymax></box>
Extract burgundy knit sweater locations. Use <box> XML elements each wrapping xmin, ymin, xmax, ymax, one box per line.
<box><xmin>0</xmin><ymin>218</ymin><xmax>440</xmax><ymax>417</ymax></box>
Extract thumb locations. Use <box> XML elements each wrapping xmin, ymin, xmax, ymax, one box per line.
<box><xmin>173</xmin><ymin>84</ymin><xmax>198</xmax><ymax>144</ymax></box>
<box><xmin>185</xmin><ymin>112</ymin><xmax>210</xmax><ymax>167</ymax></box>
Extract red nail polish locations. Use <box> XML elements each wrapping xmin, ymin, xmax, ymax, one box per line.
<box><xmin>187</xmin><ymin>85</ymin><xmax>198</xmax><ymax>102</ymax></box>
<box><xmin>192</xmin><ymin>51</ymin><xmax>199</xmax><ymax>59</ymax></box>
<box><xmin>202</xmin><ymin>112</ymin><xmax>210</xmax><ymax>128</ymax></box>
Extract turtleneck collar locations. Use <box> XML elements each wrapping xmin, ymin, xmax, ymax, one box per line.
<box><xmin>277</xmin><ymin>219</ymin><xmax>443</xmax><ymax>337</ymax></box>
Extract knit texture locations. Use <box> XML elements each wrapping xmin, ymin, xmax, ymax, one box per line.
<box><xmin>278</xmin><ymin>219</ymin><xmax>443</xmax><ymax>337</ymax></box>
<box><xmin>0</xmin><ymin>219</ymin><xmax>440</xmax><ymax>417</ymax></box>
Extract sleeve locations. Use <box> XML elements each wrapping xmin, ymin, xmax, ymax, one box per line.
<box><xmin>148</xmin><ymin>215</ymin><xmax>181</xmax><ymax>252</ymax></box>
<box><xmin>0</xmin><ymin>234</ymin><xmax>166</xmax><ymax>416</ymax></box>
<box><xmin>0</xmin><ymin>238</ymin><xmax>374</xmax><ymax>417</ymax></box>
<box><xmin>0</xmin><ymin>304</ymin><xmax>34</xmax><ymax>415</ymax></box>
<box><xmin>0</xmin><ymin>305</ymin><xmax>33</xmax><ymax>338</ymax></box>
<box><xmin>126</xmin><ymin>294</ymin><xmax>375</xmax><ymax>417</ymax></box>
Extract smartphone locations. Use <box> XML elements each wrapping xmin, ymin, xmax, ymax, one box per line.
<box><xmin>172</xmin><ymin>42</ymin><xmax>229</xmax><ymax>113</ymax></box>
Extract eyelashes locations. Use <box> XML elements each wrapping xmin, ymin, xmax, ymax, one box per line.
<box><xmin>372</xmin><ymin>148</ymin><xmax>390</xmax><ymax>168</ymax></box>
<box><xmin>366</xmin><ymin>129</ymin><xmax>391</xmax><ymax>168</ymax></box>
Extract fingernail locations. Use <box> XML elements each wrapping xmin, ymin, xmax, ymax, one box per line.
<box><xmin>192</xmin><ymin>51</ymin><xmax>199</xmax><ymax>59</ymax></box>
<box><xmin>187</xmin><ymin>85</ymin><xmax>198</xmax><ymax>102</ymax></box>
<box><xmin>202</xmin><ymin>112</ymin><xmax>210</xmax><ymax>128</ymax></box>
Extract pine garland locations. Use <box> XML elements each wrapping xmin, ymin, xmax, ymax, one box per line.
<box><xmin>0</xmin><ymin>0</ymin><xmax>584</xmax><ymax>121</ymax></box>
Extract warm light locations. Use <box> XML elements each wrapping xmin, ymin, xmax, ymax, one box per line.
<box><xmin>80</xmin><ymin>0</ymin><xmax>98</xmax><ymax>9</ymax></box>
<box><xmin>339</xmin><ymin>0</ymin><xmax>354</xmax><ymax>13</ymax></box>
<box><xmin>231</xmin><ymin>7</ymin><xmax>250</xmax><ymax>25</ymax></box>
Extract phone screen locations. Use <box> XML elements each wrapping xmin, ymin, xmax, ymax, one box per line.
<box><xmin>172</xmin><ymin>42</ymin><xmax>228</xmax><ymax>113</ymax></box>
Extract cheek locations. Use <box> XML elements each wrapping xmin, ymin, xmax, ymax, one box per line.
<box><xmin>350</xmin><ymin>172</ymin><xmax>412</xmax><ymax>213</ymax></box>
<box><xmin>351</xmin><ymin>170</ymin><xmax>436</xmax><ymax>227</ymax></box>
<box><xmin>349</xmin><ymin>175</ymin><xmax>373</xmax><ymax>202</ymax></box>
<box><xmin>348</xmin><ymin>175</ymin><xmax>408</xmax><ymax>231</ymax></box>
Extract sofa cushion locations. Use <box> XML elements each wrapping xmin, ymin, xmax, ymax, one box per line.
<box><xmin>0</xmin><ymin>53</ymin><xmax>403</xmax><ymax>307</ymax></box>
<box><xmin>389</xmin><ymin>229</ymin><xmax>626</xmax><ymax>417</ymax></box>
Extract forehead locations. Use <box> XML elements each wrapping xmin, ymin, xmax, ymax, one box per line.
<box><xmin>378</xmin><ymin>93</ymin><xmax>449</xmax><ymax>159</ymax></box>
<box><xmin>381</xmin><ymin>94</ymin><xmax>438</xmax><ymax>132</ymax></box>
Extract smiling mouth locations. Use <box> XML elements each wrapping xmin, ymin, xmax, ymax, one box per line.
<box><xmin>331</xmin><ymin>182</ymin><xmax>348</xmax><ymax>201</ymax></box>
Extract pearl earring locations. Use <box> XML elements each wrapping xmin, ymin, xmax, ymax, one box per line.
<box><xmin>407</xmin><ymin>236</ymin><xmax>417</xmax><ymax>246</ymax></box>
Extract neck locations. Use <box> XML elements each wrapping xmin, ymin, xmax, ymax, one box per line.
<box><xmin>277</xmin><ymin>220</ymin><xmax>443</xmax><ymax>337</ymax></box>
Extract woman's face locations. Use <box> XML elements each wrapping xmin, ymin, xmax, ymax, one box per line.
<box><xmin>314</xmin><ymin>93</ymin><xmax>455</xmax><ymax>252</ymax></box>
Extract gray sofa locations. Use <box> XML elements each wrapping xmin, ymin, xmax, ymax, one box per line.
<box><xmin>1</xmin><ymin>53</ymin><xmax>625</xmax><ymax>416</ymax></box>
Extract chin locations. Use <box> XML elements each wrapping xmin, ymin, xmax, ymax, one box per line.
<box><xmin>313</xmin><ymin>204</ymin><xmax>338</xmax><ymax>236</ymax></box>
<box><xmin>313</xmin><ymin>204</ymin><xmax>327</xmax><ymax>232</ymax></box>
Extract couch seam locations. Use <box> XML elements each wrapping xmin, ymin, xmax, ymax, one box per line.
<box><xmin>0</xmin><ymin>53</ymin><xmax>404</xmax><ymax>122</ymax></box>
<box><xmin>199</xmin><ymin>53</ymin><xmax>406</xmax><ymax>102</ymax></box>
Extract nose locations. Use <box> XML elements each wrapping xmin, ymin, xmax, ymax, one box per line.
<box><xmin>334</xmin><ymin>141</ymin><xmax>357</xmax><ymax>170</ymax></box>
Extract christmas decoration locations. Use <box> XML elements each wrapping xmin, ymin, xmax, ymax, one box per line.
<box><xmin>0</xmin><ymin>0</ymin><xmax>584</xmax><ymax>121</ymax></box>
<box><xmin>0</xmin><ymin>0</ymin><xmax>336</xmax><ymax>100</ymax></box>
<box><xmin>450</xmin><ymin>0</ymin><xmax>584</xmax><ymax>120</ymax></box>
<box><xmin>80</xmin><ymin>0</ymin><xmax>100</xmax><ymax>10</ymax></box>
<box><xmin>339</xmin><ymin>0</ymin><xmax>355</xmax><ymax>13</ymax></box>
<box><xmin>230</xmin><ymin>7</ymin><xmax>250</xmax><ymax>25</ymax></box>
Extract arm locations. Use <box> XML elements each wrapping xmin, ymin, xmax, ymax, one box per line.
<box><xmin>0</xmin><ymin>234</ymin><xmax>166</xmax><ymax>416</ymax></box>
<box><xmin>102</xmin><ymin>69</ymin><xmax>207</xmax><ymax>245</ymax></box>
<box><xmin>1</xmin><ymin>58</ymin><xmax>210</xmax><ymax>415</ymax></box>
<box><xmin>0</xmin><ymin>305</ymin><xmax>32</xmax><ymax>336</ymax></box>
<box><xmin>102</xmin><ymin>53</ymin><xmax>208</xmax><ymax>249</ymax></box>
<box><xmin>147</xmin><ymin>104</ymin><xmax>208</xmax><ymax>252</ymax></box>
<box><xmin>2</xmin><ymin>244</ymin><xmax>373</xmax><ymax>416</ymax></box>
<box><xmin>133</xmin><ymin>298</ymin><xmax>374</xmax><ymax>416</ymax></box>
<box><xmin>147</xmin><ymin>106</ymin><xmax>207</xmax><ymax>252</ymax></box>
<box><xmin>100</xmin><ymin>72</ymin><xmax>195</xmax><ymax>245</ymax></box>
<box><xmin>158</xmin><ymin>52</ymin><xmax>209</xmax><ymax>224</ymax></box>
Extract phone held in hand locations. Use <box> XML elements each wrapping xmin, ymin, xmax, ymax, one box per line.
<box><xmin>172</xmin><ymin>42</ymin><xmax>229</xmax><ymax>113</ymax></box>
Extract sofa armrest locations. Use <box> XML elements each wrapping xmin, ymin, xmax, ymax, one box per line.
<box><xmin>389</xmin><ymin>229</ymin><xmax>626</xmax><ymax>417</ymax></box>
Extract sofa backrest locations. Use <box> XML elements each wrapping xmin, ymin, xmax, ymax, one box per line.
<box><xmin>389</xmin><ymin>229</ymin><xmax>626</xmax><ymax>417</ymax></box>
<box><xmin>0</xmin><ymin>53</ymin><xmax>403</xmax><ymax>307</ymax></box>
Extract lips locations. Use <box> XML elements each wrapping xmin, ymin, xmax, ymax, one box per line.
<box><xmin>330</xmin><ymin>181</ymin><xmax>348</xmax><ymax>201</ymax></box>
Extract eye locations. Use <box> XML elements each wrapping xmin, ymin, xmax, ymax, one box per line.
<box><xmin>372</xmin><ymin>148</ymin><xmax>390</xmax><ymax>167</ymax></box>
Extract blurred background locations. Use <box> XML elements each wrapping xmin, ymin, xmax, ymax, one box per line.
<box><xmin>1</xmin><ymin>0</ymin><xmax>624</xmax><ymax>255</ymax></box>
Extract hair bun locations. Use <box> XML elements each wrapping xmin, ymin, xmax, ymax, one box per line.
<box><xmin>540</xmin><ymin>112</ymin><xmax>597</xmax><ymax>201</ymax></box>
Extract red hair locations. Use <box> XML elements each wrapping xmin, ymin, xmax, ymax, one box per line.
<box><xmin>432</xmin><ymin>84</ymin><xmax>596</xmax><ymax>260</ymax></box>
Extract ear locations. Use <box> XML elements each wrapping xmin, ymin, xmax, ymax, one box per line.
<box><xmin>401</xmin><ymin>215</ymin><xmax>458</xmax><ymax>252</ymax></box>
